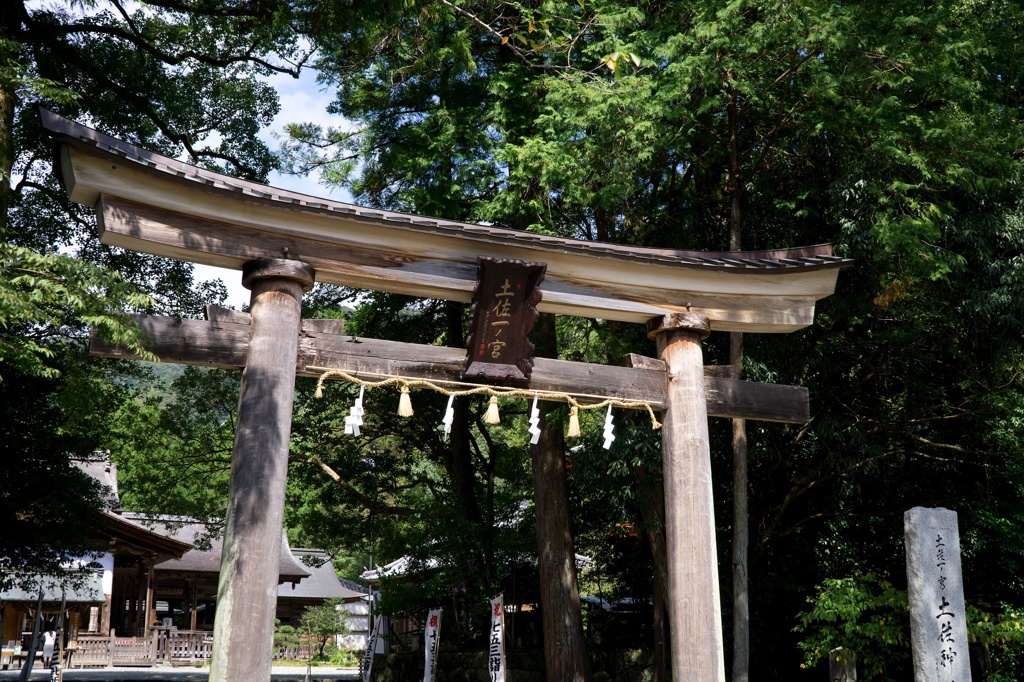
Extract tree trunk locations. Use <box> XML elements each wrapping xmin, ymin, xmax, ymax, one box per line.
<box><xmin>444</xmin><ymin>301</ymin><xmax>485</xmax><ymax>526</ymax></box>
<box><xmin>444</xmin><ymin>301</ymin><xmax>491</xmax><ymax>597</ymax></box>
<box><xmin>730</xmin><ymin>332</ymin><xmax>749</xmax><ymax>682</ymax></box>
<box><xmin>0</xmin><ymin>76</ymin><xmax>12</xmax><ymax>234</ymax></box>
<box><xmin>531</xmin><ymin>312</ymin><xmax>592</xmax><ymax>682</ymax></box>
<box><xmin>727</xmin><ymin>92</ymin><xmax>750</xmax><ymax>682</ymax></box>
<box><xmin>0</xmin><ymin>3</ymin><xmax>21</xmax><ymax>233</ymax></box>
<box><xmin>633</xmin><ymin>464</ymin><xmax>670</xmax><ymax>682</ymax></box>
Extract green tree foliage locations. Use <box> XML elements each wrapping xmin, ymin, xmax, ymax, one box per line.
<box><xmin>112</xmin><ymin>365</ymin><xmax>238</xmax><ymax>523</ymax></box>
<box><xmin>281</xmin><ymin>2</ymin><xmax>502</xmax><ymax>219</ymax></box>
<box><xmin>301</xmin><ymin>597</ymin><xmax>352</xmax><ymax>660</ymax></box>
<box><xmin>273</xmin><ymin>620</ymin><xmax>302</xmax><ymax>658</ymax></box>
<box><xmin>2</xmin><ymin>0</ymin><xmax>303</xmax><ymax>377</ymax></box>
<box><xmin>794</xmin><ymin>573</ymin><xmax>1024</xmax><ymax>681</ymax></box>
<box><xmin>0</xmin><ymin>228</ymin><xmax>156</xmax><ymax>380</ymax></box>
<box><xmin>4</xmin><ymin>0</ymin><xmax>1019</xmax><ymax>677</ymax></box>
<box><xmin>0</xmin><ymin>351</ymin><xmax>142</xmax><ymax>587</ymax></box>
<box><xmin>793</xmin><ymin>573</ymin><xmax>911</xmax><ymax>681</ymax></box>
<box><xmin>1</xmin><ymin>0</ymin><xmax>299</xmax><ymax>577</ymax></box>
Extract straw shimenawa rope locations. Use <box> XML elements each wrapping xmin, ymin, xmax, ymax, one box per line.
<box><xmin>312</xmin><ymin>369</ymin><xmax>662</xmax><ymax>433</ymax></box>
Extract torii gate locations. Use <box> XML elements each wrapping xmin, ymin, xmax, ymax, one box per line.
<box><xmin>43</xmin><ymin>109</ymin><xmax>850</xmax><ymax>682</ymax></box>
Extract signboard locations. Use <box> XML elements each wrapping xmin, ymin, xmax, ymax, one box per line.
<box><xmin>487</xmin><ymin>595</ymin><xmax>506</xmax><ymax>682</ymax></box>
<box><xmin>464</xmin><ymin>257</ymin><xmax>545</xmax><ymax>383</ymax></box>
<box><xmin>423</xmin><ymin>608</ymin><xmax>442</xmax><ymax>682</ymax></box>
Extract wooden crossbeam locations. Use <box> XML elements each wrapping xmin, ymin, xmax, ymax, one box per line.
<box><xmin>90</xmin><ymin>308</ymin><xmax>809</xmax><ymax>423</ymax></box>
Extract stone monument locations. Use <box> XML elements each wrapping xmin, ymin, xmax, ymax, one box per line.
<box><xmin>905</xmin><ymin>507</ymin><xmax>971</xmax><ymax>682</ymax></box>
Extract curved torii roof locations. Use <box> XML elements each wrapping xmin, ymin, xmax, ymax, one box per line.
<box><xmin>42</xmin><ymin>109</ymin><xmax>851</xmax><ymax>333</ymax></box>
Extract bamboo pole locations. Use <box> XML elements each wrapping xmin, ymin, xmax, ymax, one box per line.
<box><xmin>209</xmin><ymin>258</ymin><xmax>315</xmax><ymax>682</ymax></box>
<box><xmin>647</xmin><ymin>312</ymin><xmax>724</xmax><ymax>682</ymax></box>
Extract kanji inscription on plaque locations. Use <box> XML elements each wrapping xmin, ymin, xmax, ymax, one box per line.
<box><xmin>464</xmin><ymin>257</ymin><xmax>546</xmax><ymax>383</ymax></box>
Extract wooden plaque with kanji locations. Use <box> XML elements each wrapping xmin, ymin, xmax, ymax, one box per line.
<box><xmin>464</xmin><ymin>257</ymin><xmax>546</xmax><ymax>383</ymax></box>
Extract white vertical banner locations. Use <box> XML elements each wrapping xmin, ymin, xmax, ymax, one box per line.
<box><xmin>487</xmin><ymin>595</ymin><xmax>506</xmax><ymax>682</ymax></box>
<box><xmin>362</xmin><ymin>615</ymin><xmax>382</xmax><ymax>682</ymax></box>
<box><xmin>96</xmin><ymin>552</ymin><xmax>114</xmax><ymax>596</ymax></box>
<box><xmin>423</xmin><ymin>608</ymin><xmax>442</xmax><ymax>682</ymax></box>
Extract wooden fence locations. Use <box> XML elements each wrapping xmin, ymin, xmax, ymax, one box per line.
<box><xmin>69</xmin><ymin>629</ymin><xmax>330</xmax><ymax>668</ymax></box>
<box><xmin>69</xmin><ymin>630</ymin><xmax>213</xmax><ymax>668</ymax></box>
<box><xmin>162</xmin><ymin>631</ymin><xmax>213</xmax><ymax>664</ymax></box>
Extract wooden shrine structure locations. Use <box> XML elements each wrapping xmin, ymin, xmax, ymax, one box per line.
<box><xmin>42</xmin><ymin>108</ymin><xmax>851</xmax><ymax>682</ymax></box>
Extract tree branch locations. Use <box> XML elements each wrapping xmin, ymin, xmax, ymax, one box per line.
<box><xmin>27</xmin><ymin>7</ymin><xmax>306</xmax><ymax>76</ymax></box>
<box><xmin>298</xmin><ymin>454</ymin><xmax>415</xmax><ymax>517</ymax></box>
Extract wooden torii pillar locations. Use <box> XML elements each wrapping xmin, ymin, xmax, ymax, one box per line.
<box><xmin>43</xmin><ymin>109</ymin><xmax>851</xmax><ymax>682</ymax></box>
<box><xmin>209</xmin><ymin>259</ymin><xmax>313</xmax><ymax>681</ymax></box>
<box><xmin>649</xmin><ymin>312</ymin><xmax>721</xmax><ymax>680</ymax></box>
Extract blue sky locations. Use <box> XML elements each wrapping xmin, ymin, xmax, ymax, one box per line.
<box><xmin>193</xmin><ymin>67</ymin><xmax>352</xmax><ymax>307</ymax></box>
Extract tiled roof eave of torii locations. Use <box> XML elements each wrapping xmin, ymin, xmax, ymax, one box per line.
<box><xmin>41</xmin><ymin>108</ymin><xmax>853</xmax><ymax>333</ymax></box>
<box><xmin>43</xmin><ymin>109</ymin><xmax>848</xmax><ymax>272</ymax></box>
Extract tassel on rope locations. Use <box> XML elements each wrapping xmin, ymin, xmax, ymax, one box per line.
<box><xmin>483</xmin><ymin>396</ymin><xmax>501</xmax><ymax>424</ymax></box>
<box><xmin>567</xmin><ymin>405</ymin><xmax>580</xmax><ymax>438</ymax></box>
<box><xmin>398</xmin><ymin>385</ymin><xmax>414</xmax><ymax>417</ymax></box>
<box><xmin>314</xmin><ymin>382</ymin><xmax>324</xmax><ymax>399</ymax></box>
